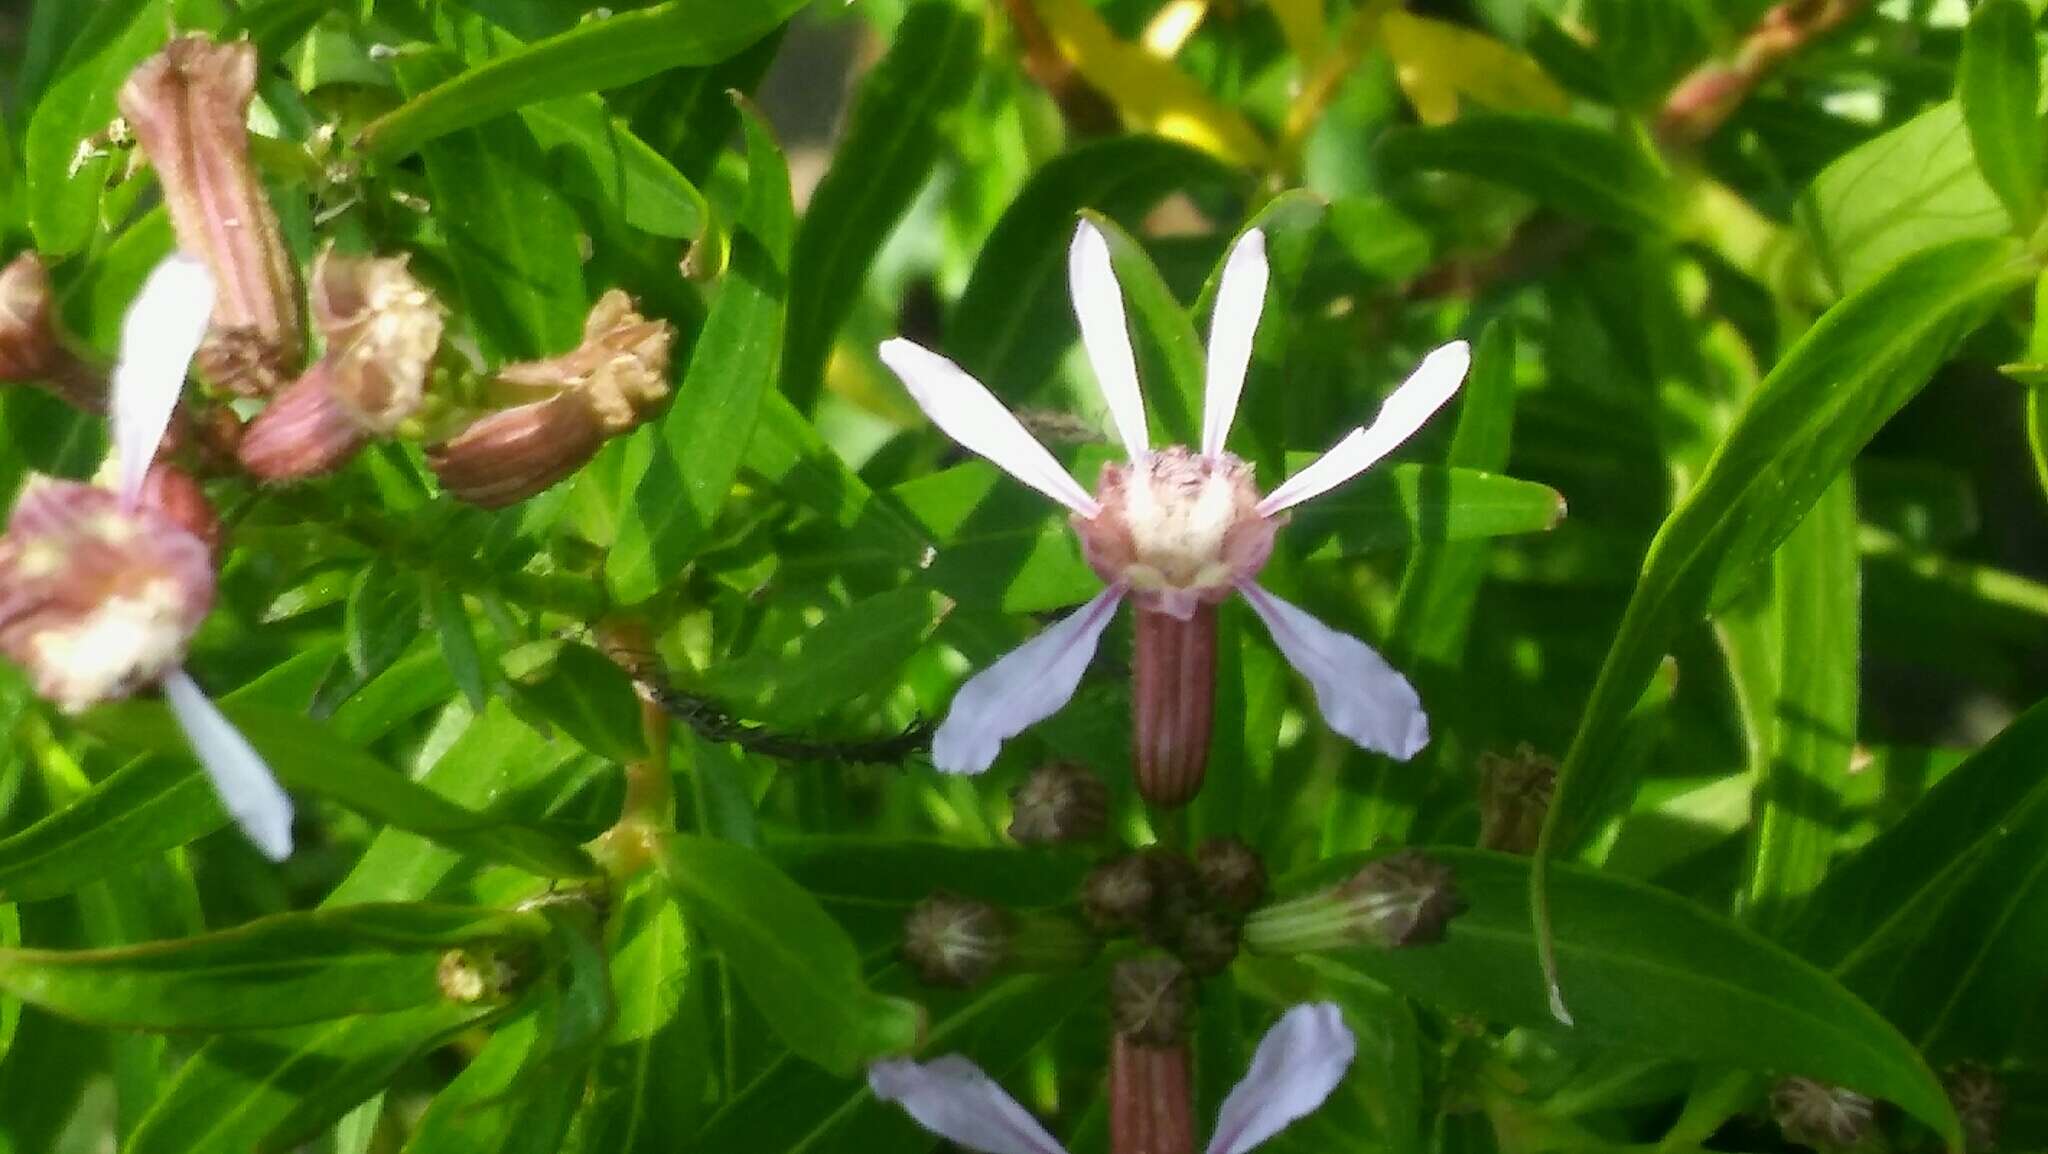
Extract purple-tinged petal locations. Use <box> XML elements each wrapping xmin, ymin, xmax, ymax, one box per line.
<box><xmin>112</xmin><ymin>254</ymin><xmax>215</xmax><ymax>510</ymax></box>
<box><xmin>1255</xmin><ymin>340</ymin><xmax>1469</xmax><ymax>517</ymax></box>
<box><xmin>869</xmin><ymin>1056</ymin><xmax>1071</xmax><ymax>1154</ymax></box>
<box><xmin>1200</xmin><ymin>229</ymin><xmax>1269</xmax><ymax>459</ymax></box>
<box><xmin>1068</xmin><ymin>220</ymin><xmax>1150</xmax><ymax>461</ymax></box>
<box><xmin>879</xmin><ymin>338</ymin><xmax>1101</xmax><ymax>517</ymax></box>
<box><xmin>1205</xmin><ymin>1003</ymin><xmax>1358</xmax><ymax>1154</ymax></box>
<box><xmin>162</xmin><ymin>668</ymin><xmax>294</xmax><ymax>861</ymax></box>
<box><xmin>932</xmin><ymin>584</ymin><xmax>1125</xmax><ymax>774</ymax></box>
<box><xmin>1238</xmin><ymin>583</ymin><xmax>1427</xmax><ymax>760</ymax></box>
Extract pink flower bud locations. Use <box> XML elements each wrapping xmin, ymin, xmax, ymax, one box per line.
<box><xmin>119</xmin><ymin>35</ymin><xmax>302</xmax><ymax>395</ymax></box>
<box><xmin>236</xmin><ymin>362</ymin><xmax>366</xmax><ymax>480</ymax></box>
<box><xmin>0</xmin><ymin>479</ymin><xmax>213</xmax><ymax>712</ymax></box>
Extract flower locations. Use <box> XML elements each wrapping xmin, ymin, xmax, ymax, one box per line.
<box><xmin>880</xmin><ymin>220</ymin><xmax>1469</xmax><ymax>782</ymax></box>
<box><xmin>868</xmin><ymin>1001</ymin><xmax>1356</xmax><ymax>1154</ymax></box>
<box><xmin>0</xmin><ymin>254</ymin><xmax>293</xmax><ymax>860</ymax></box>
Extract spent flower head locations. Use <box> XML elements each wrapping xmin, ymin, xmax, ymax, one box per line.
<box><xmin>879</xmin><ymin>220</ymin><xmax>1469</xmax><ymax>782</ymax></box>
<box><xmin>0</xmin><ymin>254</ymin><xmax>292</xmax><ymax>860</ymax></box>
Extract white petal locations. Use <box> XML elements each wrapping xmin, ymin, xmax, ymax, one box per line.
<box><xmin>1068</xmin><ymin>220</ymin><xmax>1149</xmax><ymax>460</ymax></box>
<box><xmin>1200</xmin><ymin>229</ymin><xmax>1269</xmax><ymax>459</ymax></box>
<box><xmin>869</xmin><ymin>1057</ymin><xmax>1070</xmax><ymax>1154</ymax></box>
<box><xmin>879</xmin><ymin>338</ymin><xmax>1100</xmax><ymax>517</ymax></box>
<box><xmin>932</xmin><ymin>585</ymin><xmax>1124</xmax><ymax>774</ymax></box>
<box><xmin>163</xmin><ymin>668</ymin><xmax>294</xmax><ymax>861</ymax></box>
<box><xmin>1255</xmin><ymin>340</ymin><xmax>1470</xmax><ymax>516</ymax></box>
<box><xmin>1238</xmin><ymin>583</ymin><xmax>1428</xmax><ymax>760</ymax></box>
<box><xmin>112</xmin><ymin>254</ymin><xmax>216</xmax><ymax>510</ymax></box>
<box><xmin>1205</xmin><ymin>1003</ymin><xmax>1358</xmax><ymax>1154</ymax></box>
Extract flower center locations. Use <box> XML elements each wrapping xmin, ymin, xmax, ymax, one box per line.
<box><xmin>1076</xmin><ymin>447</ymin><xmax>1278</xmax><ymax>616</ymax></box>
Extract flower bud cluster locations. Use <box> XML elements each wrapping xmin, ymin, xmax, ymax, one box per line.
<box><xmin>1082</xmin><ymin>838</ymin><xmax>1266</xmax><ymax>977</ymax></box>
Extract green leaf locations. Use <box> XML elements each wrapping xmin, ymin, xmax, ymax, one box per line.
<box><xmin>79</xmin><ymin>702</ymin><xmax>600</xmax><ymax>880</ymax></box>
<box><xmin>1292</xmin><ymin>848</ymin><xmax>1962</xmax><ymax>1145</ymax></box>
<box><xmin>124</xmin><ymin>1003</ymin><xmax>494</xmax><ymax>1154</ymax></box>
<box><xmin>1790</xmin><ymin>697</ymin><xmax>2048</xmax><ymax>1065</ymax></box>
<box><xmin>698</xmin><ymin>587</ymin><xmax>950</xmax><ymax>727</ymax></box>
<box><xmin>0</xmin><ymin>905</ymin><xmax>546</xmax><ymax>1031</ymax></box>
<box><xmin>345</xmin><ymin>560</ymin><xmax>423</xmax><ymax>680</ymax></box>
<box><xmin>570</xmin><ymin>876</ymin><xmax>711</xmax><ymax>1150</ymax></box>
<box><xmin>1741</xmin><ymin>478</ymin><xmax>1858</xmax><ymax>937</ymax></box>
<box><xmin>948</xmin><ymin>136</ymin><xmax>1237</xmax><ymax>406</ymax></box>
<box><xmin>427</xmin><ymin>583</ymin><xmax>490</xmax><ymax>709</ymax></box>
<box><xmin>1959</xmin><ymin>0</ymin><xmax>2043</xmax><ymax>233</ymax></box>
<box><xmin>781</xmin><ymin>0</ymin><xmax>981</xmax><ymax>412</ymax></box>
<box><xmin>358</xmin><ymin>0</ymin><xmax>809</xmax><ymax>161</ymax></box>
<box><xmin>0</xmin><ymin>647</ymin><xmax>337</xmax><ymax>902</ymax></box>
<box><xmin>1290</xmin><ymin>462</ymin><xmax>1566</xmax><ymax>561</ymax></box>
<box><xmin>1375</xmin><ymin>114</ymin><xmax>1674</xmax><ymax>237</ymax></box>
<box><xmin>659</xmin><ymin>834</ymin><xmax>923</xmax><ymax>1076</ymax></box>
<box><xmin>401</xmin><ymin>1004</ymin><xmax>584</xmax><ymax>1154</ymax></box>
<box><xmin>23</xmin><ymin>0</ymin><xmax>164</xmax><ymax>256</ymax></box>
<box><xmin>521</xmin><ymin>97</ymin><xmax>710</xmax><ymax>241</ymax></box>
<box><xmin>390</xmin><ymin>49</ymin><xmax>586</xmax><ymax>359</ymax></box>
<box><xmin>506</xmin><ymin>641</ymin><xmax>646</xmax><ymax>765</ymax></box>
<box><xmin>608</xmin><ymin>101</ymin><xmax>791</xmax><ymax>603</ymax></box>
<box><xmin>1805</xmin><ymin>102</ymin><xmax>2010</xmax><ymax>295</ymax></box>
<box><xmin>1534</xmin><ymin>237</ymin><xmax>2029</xmax><ymax>1006</ymax></box>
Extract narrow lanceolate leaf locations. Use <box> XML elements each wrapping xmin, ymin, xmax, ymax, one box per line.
<box><xmin>607</xmin><ymin>102</ymin><xmax>792</xmax><ymax>604</ymax></box>
<box><xmin>1958</xmin><ymin>0</ymin><xmax>2043</xmax><ymax>234</ymax></box>
<box><xmin>781</xmin><ymin>1</ymin><xmax>981</xmax><ymax>412</ymax></box>
<box><xmin>1375</xmin><ymin>114</ymin><xmax>1674</xmax><ymax>237</ymax></box>
<box><xmin>23</xmin><ymin>0</ymin><xmax>166</xmax><ymax>255</ymax></box>
<box><xmin>1790</xmin><ymin>698</ymin><xmax>2048</xmax><ymax>1066</ymax></box>
<box><xmin>1533</xmin><ymin>237</ymin><xmax>2029</xmax><ymax>1011</ymax></box>
<box><xmin>949</xmin><ymin>136</ymin><xmax>1237</xmax><ymax>407</ymax></box>
<box><xmin>0</xmin><ymin>905</ymin><xmax>546</xmax><ymax>1031</ymax></box>
<box><xmin>400</xmin><ymin>999</ymin><xmax>585</xmax><ymax>1154</ymax></box>
<box><xmin>390</xmin><ymin>50</ymin><xmax>586</xmax><ymax>358</ymax></box>
<box><xmin>124</xmin><ymin>1003</ymin><xmax>495</xmax><ymax>1154</ymax></box>
<box><xmin>1292</xmin><ymin>849</ymin><xmax>1962</xmax><ymax>1147</ymax></box>
<box><xmin>697</xmin><ymin>587</ymin><xmax>951</xmax><ymax>727</ymax></box>
<box><xmin>358</xmin><ymin>0</ymin><xmax>809</xmax><ymax>159</ymax></box>
<box><xmin>80</xmin><ymin>702</ymin><xmax>599</xmax><ymax>880</ymax></box>
<box><xmin>572</xmin><ymin>876</ymin><xmax>711</xmax><ymax>1151</ymax></box>
<box><xmin>660</xmin><ymin>835</ymin><xmax>922</xmax><ymax>1076</ymax></box>
<box><xmin>1741</xmin><ymin>478</ymin><xmax>1859</xmax><ymax>938</ymax></box>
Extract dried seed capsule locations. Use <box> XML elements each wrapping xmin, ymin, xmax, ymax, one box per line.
<box><xmin>1770</xmin><ymin>1076</ymin><xmax>1877</xmax><ymax>1151</ymax></box>
<box><xmin>1008</xmin><ymin>761</ymin><xmax>1110</xmax><ymax>844</ymax></box>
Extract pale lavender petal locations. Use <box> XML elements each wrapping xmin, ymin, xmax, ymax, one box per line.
<box><xmin>113</xmin><ymin>254</ymin><xmax>215</xmax><ymax>510</ymax></box>
<box><xmin>879</xmin><ymin>338</ymin><xmax>1101</xmax><ymax>517</ymax></box>
<box><xmin>1200</xmin><ymin>229</ymin><xmax>1269</xmax><ymax>459</ymax></box>
<box><xmin>163</xmin><ymin>668</ymin><xmax>294</xmax><ymax>861</ymax></box>
<box><xmin>1238</xmin><ymin>583</ymin><xmax>1427</xmax><ymax>760</ymax></box>
<box><xmin>1255</xmin><ymin>340</ymin><xmax>1470</xmax><ymax>516</ymax></box>
<box><xmin>869</xmin><ymin>1057</ymin><xmax>1071</xmax><ymax>1154</ymax></box>
<box><xmin>1205</xmin><ymin>1003</ymin><xmax>1358</xmax><ymax>1154</ymax></box>
<box><xmin>1068</xmin><ymin>220</ymin><xmax>1149</xmax><ymax>461</ymax></box>
<box><xmin>932</xmin><ymin>585</ymin><xmax>1125</xmax><ymax>774</ymax></box>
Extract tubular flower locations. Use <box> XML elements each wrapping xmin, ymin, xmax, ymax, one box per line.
<box><xmin>879</xmin><ymin>221</ymin><xmax>1470</xmax><ymax>797</ymax></box>
<box><xmin>0</xmin><ymin>255</ymin><xmax>293</xmax><ymax>860</ymax></box>
<box><xmin>869</xmin><ymin>1001</ymin><xmax>1357</xmax><ymax>1154</ymax></box>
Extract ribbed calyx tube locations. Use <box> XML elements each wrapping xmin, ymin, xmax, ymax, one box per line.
<box><xmin>1110</xmin><ymin>1035</ymin><xmax>1196</xmax><ymax>1154</ymax></box>
<box><xmin>119</xmin><ymin>35</ymin><xmax>303</xmax><ymax>394</ymax></box>
<box><xmin>1132</xmin><ymin>603</ymin><xmax>1216</xmax><ymax>808</ymax></box>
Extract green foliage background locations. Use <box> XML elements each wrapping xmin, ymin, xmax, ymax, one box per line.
<box><xmin>5</xmin><ymin>0</ymin><xmax>2048</xmax><ymax>1150</ymax></box>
